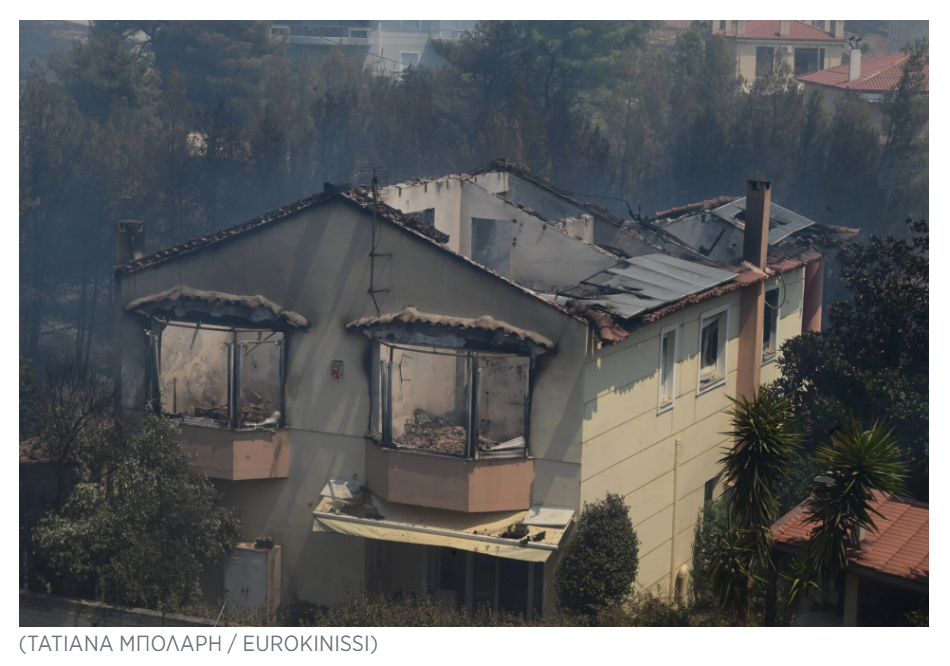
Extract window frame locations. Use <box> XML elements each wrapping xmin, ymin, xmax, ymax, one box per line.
<box><xmin>149</xmin><ymin>319</ymin><xmax>286</xmax><ymax>431</ymax></box>
<box><xmin>762</xmin><ymin>284</ymin><xmax>782</xmax><ymax>365</ymax></box>
<box><xmin>372</xmin><ymin>340</ymin><xmax>530</xmax><ymax>459</ymax></box>
<box><xmin>399</xmin><ymin>51</ymin><xmax>421</xmax><ymax>71</ymax></box>
<box><xmin>400</xmin><ymin>20</ymin><xmax>422</xmax><ymax>31</ymax></box>
<box><xmin>657</xmin><ymin>323</ymin><xmax>679</xmax><ymax>414</ymax></box>
<box><xmin>755</xmin><ymin>46</ymin><xmax>775</xmax><ymax>77</ymax></box>
<box><xmin>697</xmin><ymin>304</ymin><xmax>730</xmax><ymax>395</ymax></box>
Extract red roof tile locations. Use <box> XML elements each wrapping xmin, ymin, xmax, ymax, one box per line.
<box><xmin>797</xmin><ymin>51</ymin><xmax>929</xmax><ymax>92</ymax></box>
<box><xmin>713</xmin><ymin>20</ymin><xmax>845</xmax><ymax>42</ymax></box>
<box><xmin>773</xmin><ymin>491</ymin><xmax>929</xmax><ymax>586</ymax></box>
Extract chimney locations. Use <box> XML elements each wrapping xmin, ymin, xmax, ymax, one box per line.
<box><xmin>743</xmin><ymin>180</ymin><xmax>771</xmax><ymax>269</ymax></box>
<box><xmin>737</xmin><ymin>20</ymin><xmax>746</xmax><ymax>36</ymax></box>
<box><xmin>779</xmin><ymin>20</ymin><xmax>790</xmax><ymax>37</ymax></box>
<box><xmin>831</xmin><ymin>20</ymin><xmax>844</xmax><ymax>38</ymax></box>
<box><xmin>114</xmin><ymin>220</ymin><xmax>145</xmax><ymax>266</ymax></box>
<box><xmin>822</xmin><ymin>20</ymin><xmax>831</xmax><ymax>33</ymax></box>
<box><xmin>735</xmin><ymin>180</ymin><xmax>771</xmax><ymax>402</ymax></box>
<box><xmin>849</xmin><ymin>47</ymin><xmax>862</xmax><ymax>81</ymax></box>
<box><xmin>724</xmin><ymin>20</ymin><xmax>732</xmax><ymax>34</ymax></box>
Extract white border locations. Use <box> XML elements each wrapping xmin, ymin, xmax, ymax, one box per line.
<box><xmin>657</xmin><ymin>323</ymin><xmax>679</xmax><ymax>414</ymax></box>
<box><xmin>697</xmin><ymin>303</ymin><xmax>730</xmax><ymax>395</ymax></box>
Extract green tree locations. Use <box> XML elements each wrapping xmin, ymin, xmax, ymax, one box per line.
<box><xmin>554</xmin><ymin>493</ymin><xmax>639</xmax><ymax>615</ymax></box>
<box><xmin>19</xmin><ymin>355</ymin><xmax>39</xmax><ymax>439</ymax></box>
<box><xmin>802</xmin><ymin>418</ymin><xmax>907</xmax><ymax>583</ymax></box>
<box><xmin>777</xmin><ymin>219</ymin><xmax>928</xmax><ymax>499</ymax></box>
<box><xmin>33</xmin><ymin>415</ymin><xmax>241</xmax><ymax>614</ymax></box>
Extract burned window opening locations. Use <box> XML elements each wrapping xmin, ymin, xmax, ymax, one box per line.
<box><xmin>699</xmin><ymin>308</ymin><xmax>727</xmax><ymax>393</ymax></box>
<box><xmin>153</xmin><ymin>319</ymin><xmax>285</xmax><ymax>430</ymax></box>
<box><xmin>374</xmin><ymin>341</ymin><xmax>529</xmax><ymax>459</ymax></box>
<box><xmin>405</xmin><ymin>208</ymin><xmax>435</xmax><ymax>228</ymax></box>
<box><xmin>763</xmin><ymin>288</ymin><xmax>780</xmax><ymax>363</ymax></box>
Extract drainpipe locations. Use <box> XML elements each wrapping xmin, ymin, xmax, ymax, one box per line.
<box><xmin>802</xmin><ymin>258</ymin><xmax>825</xmax><ymax>333</ymax></box>
<box><xmin>735</xmin><ymin>180</ymin><xmax>770</xmax><ymax>402</ymax></box>
<box><xmin>668</xmin><ymin>437</ymin><xmax>683</xmax><ymax>603</ymax></box>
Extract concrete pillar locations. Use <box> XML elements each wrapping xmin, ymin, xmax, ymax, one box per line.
<box><xmin>736</xmin><ymin>180</ymin><xmax>771</xmax><ymax>402</ymax></box>
<box><xmin>843</xmin><ymin>571</ymin><xmax>859</xmax><ymax>626</ymax></box>
<box><xmin>802</xmin><ymin>258</ymin><xmax>825</xmax><ymax>333</ymax></box>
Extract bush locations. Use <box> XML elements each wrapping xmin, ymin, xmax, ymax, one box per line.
<box><xmin>554</xmin><ymin>493</ymin><xmax>639</xmax><ymax>615</ymax></box>
<box><xmin>690</xmin><ymin>498</ymin><xmax>730</xmax><ymax>602</ymax></box>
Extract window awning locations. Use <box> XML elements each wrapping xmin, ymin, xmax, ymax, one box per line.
<box><xmin>126</xmin><ymin>285</ymin><xmax>309</xmax><ymax>328</ymax></box>
<box><xmin>312</xmin><ymin>492</ymin><xmax>572</xmax><ymax>563</ymax></box>
<box><xmin>347</xmin><ymin>307</ymin><xmax>554</xmax><ymax>355</ymax></box>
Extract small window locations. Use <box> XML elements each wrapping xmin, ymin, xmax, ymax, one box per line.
<box><xmin>400</xmin><ymin>52</ymin><xmax>420</xmax><ymax>70</ymax></box>
<box><xmin>349</xmin><ymin>29</ymin><xmax>369</xmax><ymax>39</ymax></box>
<box><xmin>755</xmin><ymin>47</ymin><xmax>774</xmax><ymax>77</ymax></box>
<box><xmin>698</xmin><ymin>307</ymin><xmax>728</xmax><ymax>393</ymax></box>
<box><xmin>763</xmin><ymin>287</ymin><xmax>780</xmax><ymax>363</ymax></box>
<box><xmin>401</xmin><ymin>20</ymin><xmax>421</xmax><ymax>31</ymax></box>
<box><xmin>704</xmin><ymin>475</ymin><xmax>720</xmax><ymax>503</ymax></box>
<box><xmin>658</xmin><ymin>326</ymin><xmax>678</xmax><ymax>412</ymax></box>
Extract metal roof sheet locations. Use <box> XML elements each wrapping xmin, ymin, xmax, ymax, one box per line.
<box><xmin>568</xmin><ymin>254</ymin><xmax>738</xmax><ymax>319</ymax></box>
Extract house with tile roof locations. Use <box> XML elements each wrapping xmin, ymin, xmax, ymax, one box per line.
<box><xmin>112</xmin><ymin>163</ymin><xmax>842</xmax><ymax>617</ymax></box>
<box><xmin>798</xmin><ymin>49</ymin><xmax>929</xmax><ymax>130</ymax></box>
<box><xmin>712</xmin><ymin>20</ymin><xmax>846</xmax><ymax>84</ymax></box>
<box><xmin>770</xmin><ymin>491</ymin><xmax>928</xmax><ymax>626</ymax></box>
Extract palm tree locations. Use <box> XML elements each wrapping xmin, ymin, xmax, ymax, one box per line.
<box><xmin>720</xmin><ymin>385</ymin><xmax>802</xmax><ymax>561</ymax></box>
<box><xmin>803</xmin><ymin>418</ymin><xmax>907</xmax><ymax>583</ymax></box>
<box><xmin>706</xmin><ymin>517</ymin><xmax>759</xmax><ymax>625</ymax></box>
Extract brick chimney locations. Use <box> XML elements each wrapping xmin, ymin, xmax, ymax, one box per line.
<box><xmin>114</xmin><ymin>220</ymin><xmax>145</xmax><ymax>266</ymax></box>
<box><xmin>736</xmin><ymin>180</ymin><xmax>771</xmax><ymax>402</ymax></box>
<box><xmin>737</xmin><ymin>20</ymin><xmax>746</xmax><ymax>36</ymax></box>
<box><xmin>849</xmin><ymin>47</ymin><xmax>862</xmax><ymax>81</ymax></box>
<box><xmin>779</xmin><ymin>20</ymin><xmax>790</xmax><ymax>37</ymax></box>
<box><xmin>830</xmin><ymin>20</ymin><xmax>844</xmax><ymax>38</ymax></box>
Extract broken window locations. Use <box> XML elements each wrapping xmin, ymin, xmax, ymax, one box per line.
<box><xmin>699</xmin><ymin>307</ymin><xmax>727</xmax><ymax>392</ymax></box>
<box><xmin>430</xmin><ymin>547</ymin><xmax>543</xmax><ymax>619</ymax></box>
<box><xmin>756</xmin><ymin>47</ymin><xmax>774</xmax><ymax>77</ymax></box>
<box><xmin>763</xmin><ymin>287</ymin><xmax>780</xmax><ymax>363</ymax></box>
<box><xmin>155</xmin><ymin>320</ymin><xmax>284</xmax><ymax>429</ymax></box>
<box><xmin>471</xmin><ymin>218</ymin><xmax>513</xmax><ymax>277</ymax></box>
<box><xmin>405</xmin><ymin>208</ymin><xmax>435</xmax><ymax>228</ymax></box>
<box><xmin>375</xmin><ymin>342</ymin><xmax>528</xmax><ymax>458</ymax></box>
<box><xmin>658</xmin><ymin>326</ymin><xmax>677</xmax><ymax>411</ymax></box>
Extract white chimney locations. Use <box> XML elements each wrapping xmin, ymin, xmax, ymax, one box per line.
<box><xmin>724</xmin><ymin>20</ymin><xmax>732</xmax><ymax>34</ymax></box>
<box><xmin>737</xmin><ymin>20</ymin><xmax>746</xmax><ymax>36</ymax></box>
<box><xmin>822</xmin><ymin>20</ymin><xmax>831</xmax><ymax>33</ymax></box>
<box><xmin>849</xmin><ymin>48</ymin><xmax>861</xmax><ymax>81</ymax></box>
<box><xmin>831</xmin><ymin>20</ymin><xmax>844</xmax><ymax>38</ymax></box>
<box><xmin>780</xmin><ymin>20</ymin><xmax>790</xmax><ymax>36</ymax></box>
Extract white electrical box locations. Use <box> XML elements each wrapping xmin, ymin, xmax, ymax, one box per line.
<box><xmin>225</xmin><ymin>542</ymin><xmax>282</xmax><ymax>618</ymax></box>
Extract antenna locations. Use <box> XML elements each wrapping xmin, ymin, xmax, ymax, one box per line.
<box><xmin>360</xmin><ymin>166</ymin><xmax>390</xmax><ymax>316</ymax></box>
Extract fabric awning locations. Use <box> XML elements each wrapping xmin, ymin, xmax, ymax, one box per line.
<box><xmin>312</xmin><ymin>494</ymin><xmax>572</xmax><ymax>563</ymax></box>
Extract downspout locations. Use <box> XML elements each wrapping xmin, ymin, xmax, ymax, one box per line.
<box><xmin>668</xmin><ymin>436</ymin><xmax>683</xmax><ymax>603</ymax></box>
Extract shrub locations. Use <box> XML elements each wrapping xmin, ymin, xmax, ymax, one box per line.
<box><xmin>554</xmin><ymin>493</ymin><xmax>639</xmax><ymax>615</ymax></box>
<box><xmin>690</xmin><ymin>497</ymin><xmax>729</xmax><ymax>601</ymax></box>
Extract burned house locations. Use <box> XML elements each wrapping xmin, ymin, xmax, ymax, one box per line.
<box><xmin>113</xmin><ymin>163</ymin><xmax>844</xmax><ymax>617</ymax></box>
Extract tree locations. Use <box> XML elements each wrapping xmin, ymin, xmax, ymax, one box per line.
<box><xmin>554</xmin><ymin>493</ymin><xmax>639</xmax><ymax>615</ymax></box>
<box><xmin>720</xmin><ymin>386</ymin><xmax>802</xmax><ymax>560</ymax></box>
<box><xmin>777</xmin><ymin>219</ymin><xmax>928</xmax><ymax>499</ymax></box>
<box><xmin>32</xmin><ymin>415</ymin><xmax>241</xmax><ymax>614</ymax></box>
<box><xmin>802</xmin><ymin>418</ymin><xmax>907</xmax><ymax>583</ymax></box>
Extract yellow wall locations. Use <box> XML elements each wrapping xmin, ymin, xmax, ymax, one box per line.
<box><xmin>579</xmin><ymin>267</ymin><xmax>806</xmax><ymax>596</ymax></box>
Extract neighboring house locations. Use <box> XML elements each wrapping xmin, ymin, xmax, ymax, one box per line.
<box><xmin>113</xmin><ymin>162</ymin><xmax>839</xmax><ymax>617</ymax></box>
<box><xmin>798</xmin><ymin>49</ymin><xmax>929</xmax><ymax>130</ymax></box>
<box><xmin>771</xmin><ymin>491</ymin><xmax>929</xmax><ymax>626</ymax></box>
<box><xmin>270</xmin><ymin>20</ymin><xmax>477</xmax><ymax>74</ymax></box>
<box><xmin>888</xmin><ymin>20</ymin><xmax>928</xmax><ymax>54</ymax></box>
<box><xmin>711</xmin><ymin>20</ymin><xmax>846</xmax><ymax>84</ymax></box>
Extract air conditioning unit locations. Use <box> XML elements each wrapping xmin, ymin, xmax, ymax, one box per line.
<box><xmin>225</xmin><ymin>541</ymin><xmax>282</xmax><ymax>620</ymax></box>
<box><xmin>781</xmin><ymin>46</ymin><xmax>791</xmax><ymax>53</ymax></box>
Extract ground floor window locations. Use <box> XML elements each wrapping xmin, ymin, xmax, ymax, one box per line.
<box><xmin>430</xmin><ymin>547</ymin><xmax>544</xmax><ymax>620</ymax></box>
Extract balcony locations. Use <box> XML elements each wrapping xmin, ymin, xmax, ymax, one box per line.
<box><xmin>178</xmin><ymin>424</ymin><xmax>289</xmax><ymax>480</ymax></box>
<box><xmin>365</xmin><ymin>440</ymin><xmax>533</xmax><ymax>512</ymax></box>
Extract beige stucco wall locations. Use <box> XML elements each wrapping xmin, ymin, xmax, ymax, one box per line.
<box><xmin>760</xmin><ymin>270</ymin><xmax>805</xmax><ymax>386</ymax></box>
<box><xmin>116</xmin><ymin>199</ymin><xmax>591</xmax><ymax>608</ymax></box>
<box><xmin>733</xmin><ymin>39</ymin><xmax>843</xmax><ymax>83</ymax></box>
<box><xmin>578</xmin><ymin>267</ymin><xmax>806</xmax><ymax>597</ymax></box>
